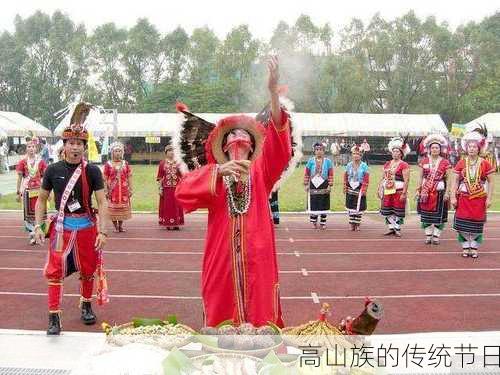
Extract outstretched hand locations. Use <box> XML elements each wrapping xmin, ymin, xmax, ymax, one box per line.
<box><xmin>267</xmin><ymin>56</ymin><xmax>279</xmax><ymax>94</ymax></box>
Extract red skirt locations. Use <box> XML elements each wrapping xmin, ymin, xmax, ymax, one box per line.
<box><xmin>380</xmin><ymin>190</ymin><xmax>406</xmax><ymax>218</ymax></box>
<box><xmin>453</xmin><ymin>193</ymin><xmax>487</xmax><ymax>234</ymax></box>
<box><xmin>159</xmin><ymin>187</ymin><xmax>184</xmax><ymax>226</ymax></box>
<box><xmin>455</xmin><ymin>194</ymin><xmax>487</xmax><ymax>222</ymax></box>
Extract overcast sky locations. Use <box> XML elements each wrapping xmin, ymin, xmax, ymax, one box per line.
<box><xmin>1</xmin><ymin>0</ymin><xmax>498</xmax><ymax>39</ymax></box>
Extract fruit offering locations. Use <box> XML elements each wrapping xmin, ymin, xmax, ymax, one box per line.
<box><xmin>199</xmin><ymin>322</ymin><xmax>281</xmax><ymax>352</ymax></box>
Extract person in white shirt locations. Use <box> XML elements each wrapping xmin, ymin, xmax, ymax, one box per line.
<box><xmin>0</xmin><ymin>140</ymin><xmax>8</xmax><ymax>174</ymax></box>
<box><xmin>360</xmin><ymin>138</ymin><xmax>371</xmax><ymax>164</ymax></box>
<box><xmin>330</xmin><ymin>139</ymin><xmax>340</xmax><ymax>167</ymax></box>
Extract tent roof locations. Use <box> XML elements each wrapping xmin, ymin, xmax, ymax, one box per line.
<box><xmin>55</xmin><ymin>111</ymin><xmax>448</xmax><ymax>138</ymax></box>
<box><xmin>54</xmin><ymin>113</ymin><xmax>181</xmax><ymax>137</ymax></box>
<box><xmin>464</xmin><ymin>113</ymin><xmax>500</xmax><ymax>138</ymax></box>
<box><xmin>294</xmin><ymin>113</ymin><xmax>448</xmax><ymax>137</ymax></box>
<box><xmin>0</xmin><ymin>112</ymin><xmax>52</xmax><ymax>137</ymax></box>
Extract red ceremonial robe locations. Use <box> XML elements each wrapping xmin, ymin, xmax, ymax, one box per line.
<box><xmin>176</xmin><ymin>115</ymin><xmax>291</xmax><ymax>328</ymax></box>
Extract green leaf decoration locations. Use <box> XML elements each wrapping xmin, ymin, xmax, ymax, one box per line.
<box><xmin>132</xmin><ymin>317</ymin><xmax>164</xmax><ymax>327</ymax></box>
<box><xmin>166</xmin><ymin>315</ymin><xmax>178</xmax><ymax>325</ymax></box>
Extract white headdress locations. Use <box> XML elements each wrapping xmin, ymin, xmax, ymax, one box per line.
<box><xmin>461</xmin><ymin>124</ymin><xmax>489</xmax><ymax>154</ymax></box>
<box><xmin>387</xmin><ymin>136</ymin><xmax>411</xmax><ymax>158</ymax></box>
<box><xmin>110</xmin><ymin>141</ymin><xmax>124</xmax><ymax>153</ymax></box>
<box><xmin>422</xmin><ymin>134</ymin><xmax>448</xmax><ymax>155</ymax></box>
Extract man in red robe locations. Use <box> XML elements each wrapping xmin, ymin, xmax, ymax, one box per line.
<box><xmin>175</xmin><ymin>57</ymin><xmax>291</xmax><ymax>328</ymax></box>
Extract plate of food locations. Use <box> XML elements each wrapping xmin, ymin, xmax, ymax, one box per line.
<box><xmin>197</xmin><ymin>322</ymin><xmax>283</xmax><ymax>357</ymax></box>
<box><xmin>103</xmin><ymin>316</ymin><xmax>196</xmax><ymax>350</ymax></box>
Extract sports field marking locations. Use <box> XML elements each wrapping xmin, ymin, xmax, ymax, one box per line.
<box><xmin>311</xmin><ymin>292</ymin><xmax>320</xmax><ymax>303</ymax></box>
<box><xmin>306</xmin><ymin>268</ymin><xmax>500</xmax><ymax>274</ymax></box>
<box><xmin>0</xmin><ymin>291</ymin><xmax>312</xmax><ymax>300</ymax></box>
<box><xmin>2</xmin><ymin>248</ymin><xmax>500</xmax><ymax>256</ymax></box>
<box><xmin>0</xmin><ymin>267</ymin><xmax>303</xmax><ymax>274</ymax></box>
<box><xmin>0</xmin><ymin>248</ymin><xmax>298</xmax><ymax>256</ymax></box>
<box><xmin>2</xmin><ymin>291</ymin><xmax>500</xmax><ymax>300</ymax></box>
<box><xmin>317</xmin><ymin>293</ymin><xmax>500</xmax><ymax>299</ymax></box>
<box><xmin>2</xmin><ymin>235</ymin><xmax>500</xmax><ymax>243</ymax></box>
<box><xmin>3</xmin><ymin>267</ymin><xmax>500</xmax><ymax>274</ymax></box>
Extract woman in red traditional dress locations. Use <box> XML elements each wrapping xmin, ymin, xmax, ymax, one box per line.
<box><xmin>16</xmin><ymin>137</ymin><xmax>47</xmax><ymax>245</ymax></box>
<box><xmin>416</xmin><ymin>134</ymin><xmax>451</xmax><ymax>245</ymax></box>
<box><xmin>157</xmin><ymin>145</ymin><xmax>184</xmax><ymax>230</ymax></box>
<box><xmin>450</xmin><ymin>126</ymin><xmax>494</xmax><ymax>258</ymax></box>
<box><xmin>103</xmin><ymin>142</ymin><xmax>132</xmax><ymax>232</ymax></box>
<box><xmin>378</xmin><ymin>137</ymin><xmax>410</xmax><ymax>237</ymax></box>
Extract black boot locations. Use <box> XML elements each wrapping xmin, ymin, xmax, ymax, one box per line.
<box><xmin>81</xmin><ymin>301</ymin><xmax>97</xmax><ymax>325</ymax></box>
<box><xmin>47</xmin><ymin>312</ymin><xmax>61</xmax><ymax>335</ymax></box>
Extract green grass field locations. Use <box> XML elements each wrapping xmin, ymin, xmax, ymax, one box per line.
<box><xmin>1</xmin><ymin>164</ymin><xmax>499</xmax><ymax>211</ymax></box>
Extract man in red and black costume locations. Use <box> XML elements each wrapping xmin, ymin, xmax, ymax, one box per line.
<box><xmin>175</xmin><ymin>57</ymin><xmax>292</xmax><ymax>328</ymax></box>
<box><xmin>34</xmin><ymin>103</ymin><xmax>109</xmax><ymax>335</ymax></box>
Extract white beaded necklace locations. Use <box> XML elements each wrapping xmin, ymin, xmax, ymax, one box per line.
<box><xmin>223</xmin><ymin>175</ymin><xmax>252</xmax><ymax>216</ymax></box>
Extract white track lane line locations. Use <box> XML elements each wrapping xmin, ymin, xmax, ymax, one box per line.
<box><xmin>3</xmin><ymin>235</ymin><xmax>500</xmax><ymax>242</ymax></box>
<box><xmin>3</xmin><ymin>291</ymin><xmax>500</xmax><ymax>300</ymax></box>
<box><xmin>2</xmin><ymin>248</ymin><xmax>500</xmax><ymax>256</ymax></box>
<box><xmin>296</xmin><ymin>251</ymin><xmax>500</xmax><ymax>255</ymax></box>
<box><xmin>3</xmin><ymin>267</ymin><xmax>500</xmax><ymax>274</ymax></box>
<box><xmin>306</xmin><ymin>268</ymin><xmax>500</xmax><ymax>274</ymax></box>
<box><xmin>5</xmin><ymin>225</ymin><xmax>500</xmax><ymax>233</ymax></box>
<box><xmin>317</xmin><ymin>293</ymin><xmax>500</xmax><ymax>299</ymax></box>
<box><xmin>311</xmin><ymin>292</ymin><xmax>320</xmax><ymax>303</ymax></box>
<box><xmin>0</xmin><ymin>267</ymin><xmax>303</xmax><ymax>274</ymax></box>
<box><xmin>0</xmin><ymin>291</ymin><xmax>314</xmax><ymax>300</ymax></box>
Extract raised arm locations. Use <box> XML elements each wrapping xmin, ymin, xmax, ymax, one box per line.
<box><xmin>268</xmin><ymin>56</ymin><xmax>283</xmax><ymax>129</ymax></box>
<box><xmin>257</xmin><ymin>57</ymin><xmax>292</xmax><ymax>192</ymax></box>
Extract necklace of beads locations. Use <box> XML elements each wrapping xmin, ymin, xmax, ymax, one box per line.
<box><xmin>465</xmin><ymin>157</ymin><xmax>480</xmax><ymax>186</ymax></box>
<box><xmin>223</xmin><ymin>174</ymin><xmax>252</xmax><ymax>216</ymax></box>
<box><xmin>26</xmin><ymin>157</ymin><xmax>39</xmax><ymax>178</ymax></box>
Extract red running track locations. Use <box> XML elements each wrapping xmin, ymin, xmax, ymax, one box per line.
<box><xmin>1</xmin><ymin>211</ymin><xmax>500</xmax><ymax>334</ymax></box>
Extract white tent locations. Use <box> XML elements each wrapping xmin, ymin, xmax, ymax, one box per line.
<box><xmin>464</xmin><ymin>113</ymin><xmax>500</xmax><ymax>138</ymax></box>
<box><xmin>54</xmin><ymin>113</ymin><xmax>181</xmax><ymax>137</ymax></box>
<box><xmin>55</xmin><ymin>111</ymin><xmax>449</xmax><ymax>139</ymax></box>
<box><xmin>0</xmin><ymin>111</ymin><xmax>52</xmax><ymax>137</ymax></box>
<box><xmin>295</xmin><ymin>113</ymin><xmax>448</xmax><ymax>137</ymax></box>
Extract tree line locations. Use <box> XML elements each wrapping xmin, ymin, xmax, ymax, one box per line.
<box><xmin>0</xmin><ymin>10</ymin><xmax>499</xmax><ymax>129</ymax></box>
